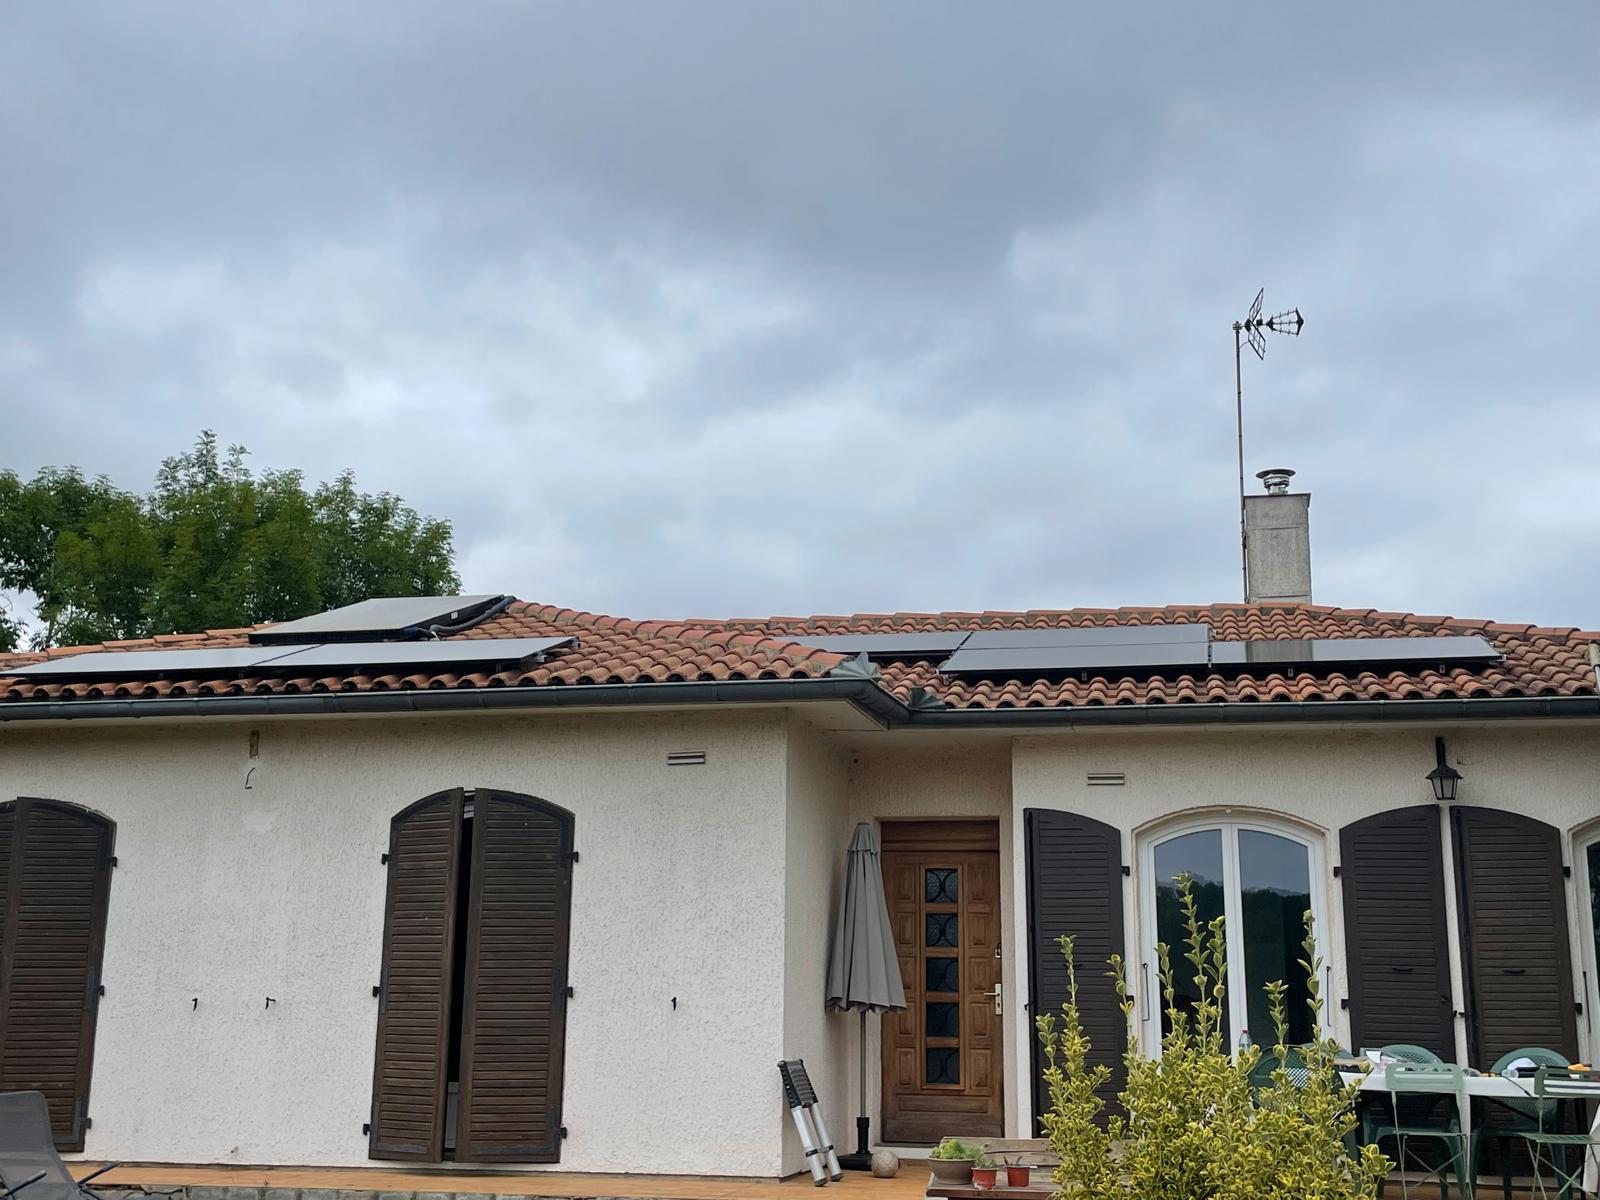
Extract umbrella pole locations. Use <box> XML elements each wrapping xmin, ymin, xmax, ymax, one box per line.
<box><xmin>839</xmin><ymin>1009</ymin><xmax>873</xmax><ymax>1171</ymax></box>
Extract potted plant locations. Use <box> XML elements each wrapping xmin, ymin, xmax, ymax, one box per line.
<box><xmin>928</xmin><ymin>1138</ymin><xmax>979</xmax><ymax>1185</ymax></box>
<box><xmin>971</xmin><ymin>1151</ymin><xmax>998</xmax><ymax>1190</ymax></box>
<box><xmin>1005</xmin><ymin>1160</ymin><xmax>1031</xmax><ymax>1188</ymax></box>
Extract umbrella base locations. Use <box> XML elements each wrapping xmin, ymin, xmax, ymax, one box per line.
<box><xmin>838</xmin><ymin>1116</ymin><xmax>874</xmax><ymax>1171</ymax></box>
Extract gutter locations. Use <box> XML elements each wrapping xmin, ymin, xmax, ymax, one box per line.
<box><xmin>0</xmin><ymin>677</ymin><xmax>1597</xmax><ymax>728</ymax></box>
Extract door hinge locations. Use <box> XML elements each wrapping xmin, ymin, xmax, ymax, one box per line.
<box><xmin>561</xmin><ymin>1126</ymin><xmax>569</xmax><ymax>1139</ymax></box>
<box><xmin>1340</xmin><ymin>998</ymin><xmax>1349</xmax><ymax>1010</ymax></box>
<box><xmin>566</xmin><ymin>985</ymin><xmax>575</xmax><ymax>998</ymax></box>
<box><xmin>1563</xmin><ymin>864</ymin><xmax>1572</xmax><ymax>878</ymax></box>
<box><xmin>564</xmin><ymin>849</ymin><xmax>580</xmax><ymax>864</ymax></box>
<box><xmin>380</xmin><ymin>852</ymin><xmax>390</xmax><ymax>865</ymax></box>
<box><xmin>363</xmin><ymin>1122</ymin><xmax>372</xmax><ymax>1135</ymax></box>
<box><xmin>372</xmin><ymin>985</ymin><xmax>382</xmax><ymax>997</ymax></box>
<box><xmin>1332</xmin><ymin>865</ymin><xmax>1342</xmax><ymax>877</ymax></box>
<box><xmin>106</xmin><ymin>855</ymin><xmax>118</xmax><ymax>869</ymax></box>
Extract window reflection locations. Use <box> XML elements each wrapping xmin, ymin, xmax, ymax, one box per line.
<box><xmin>1239</xmin><ymin>829</ymin><xmax>1313</xmax><ymax>1044</ymax></box>
<box><xmin>1154</xmin><ymin>828</ymin><xmax>1226</xmax><ymax>1039</ymax></box>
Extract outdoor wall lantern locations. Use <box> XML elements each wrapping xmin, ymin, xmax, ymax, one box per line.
<box><xmin>1426</xmin><ymin>736</ymin><xmax>1462</xmax><ymax>803</ymax></box>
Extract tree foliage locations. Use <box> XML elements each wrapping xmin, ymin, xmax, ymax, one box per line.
<box><xmin>0</xmin><ymin>432</ymin><xmax>460</xmax><ymax>651</ymax></box>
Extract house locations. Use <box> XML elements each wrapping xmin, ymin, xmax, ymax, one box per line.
<box><xmin>1</xmin><ymin>483</ymin><xmax>1597</xmax><ymax>1180</ymax></box>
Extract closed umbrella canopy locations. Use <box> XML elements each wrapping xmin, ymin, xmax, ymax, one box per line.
<box><xmin>827</xmin><ymin>822</ymin><xmax>907</xmax><ymax>1013</ymax></box>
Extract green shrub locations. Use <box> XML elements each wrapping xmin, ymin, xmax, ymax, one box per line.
<box><xmin>1035</xmin><ymin>874</ymin><xmax>1390</xmax><ymax>1200</ymax></box>
<box><xmin>931</xmin><ymin>1137</ymin><xmax>983</xmax><ymax>1161</ymax></box>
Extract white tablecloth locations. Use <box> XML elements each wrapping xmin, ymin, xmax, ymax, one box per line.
<box><xmin>1339</xmin><ymin>1070</ymin><xmax>1600</xmax><ymax>1193</ymax></box>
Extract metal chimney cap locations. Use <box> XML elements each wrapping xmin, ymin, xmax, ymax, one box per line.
<box><xmin>1256</xmin><ymin>468</ymin><xmax>1296</xmax><ymax>495</ymax></box>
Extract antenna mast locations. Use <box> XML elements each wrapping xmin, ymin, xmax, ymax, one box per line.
<box><xmin>1232</xmin><ymin>290</ymin><xmax>1304</xmax><ymax>599</ymax></box>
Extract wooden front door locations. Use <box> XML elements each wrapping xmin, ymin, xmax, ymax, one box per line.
<box><xmin>881</xmin><ymin>820</ymin><xmax>1003</xmax><ymax>1143</ymax></box>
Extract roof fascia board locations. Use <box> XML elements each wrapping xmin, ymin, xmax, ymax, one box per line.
<box><xmin>0</xmin><ymin>679</ymin><xmax>1597</xmax><ymax>728</ymax></box>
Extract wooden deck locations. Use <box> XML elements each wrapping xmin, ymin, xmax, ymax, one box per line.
<box><xmin>76</xmin><ymin>1165</ymin><xmax>929</xmax><ymax>1200</ymax></box>
<box><xmin>73</xmin><ymin>1164</ymin><xmax>1555</xmax><ymax>1200</ymax></box>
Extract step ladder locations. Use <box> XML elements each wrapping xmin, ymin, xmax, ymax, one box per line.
<box><xmin>779</xmin><ymin>1059</ymin><xmax>843</xmax><ymax>1186</ymax></box>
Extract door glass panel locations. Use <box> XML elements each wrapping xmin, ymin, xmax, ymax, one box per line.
<box><xmin>926</xmin><ymin>1001</ymin><xmax>960</xmax><ymax>1038</ymax></box>
<box><xmin>925</xmin><ymin>913</ymin><xmax>959</xmax><ymax>948</ymax></box>
<box><xmin>925</xmin><ymin>868</ymin><xmax>959</xmax><ymax>903</ymax></box>
<box><xmin>1153</xmin><ymin>828</ymin><xmax>1227</xmax><ymax>1039</ymax></box>
<box><xmin>926</xmin><ymin>1046</ymin><xmax>960</xmax><ymax>1085</ymax></box>
<box><xmin>1589</xmin><ymin>842</ymin><xmax>1600</xmax><ymax>1007</ymax></box>
<box><xmin>1239</xmin><ymin>829</ymin><xmax>1314</xmax><ymax>1045</ymax></box>
<box><xmin>926</xmin><ymin>956</ymin><xmax>959</xmax><ymax>994</ymax></box>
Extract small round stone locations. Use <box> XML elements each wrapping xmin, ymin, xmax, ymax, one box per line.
<box><xmin>870</xmin><ymin>1149</ymin><xmax>900</xmax><ymax>1178</ymax></box>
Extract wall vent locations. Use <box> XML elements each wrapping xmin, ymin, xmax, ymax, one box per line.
<box><xmin>667</xmin><ymin>750</ymin><xmax>708</xmax><ymax>767</ymax></box>
<box><xmin>1086</xmin><ymin>772</ymin><xmax>1126</xmax><ymax>787</ymax></box>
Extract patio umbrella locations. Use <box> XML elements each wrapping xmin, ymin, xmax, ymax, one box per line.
<box><xmin>826</xmin><ymin>821</ymin><xmax>907</xmax><ymax>1170</ymax></box>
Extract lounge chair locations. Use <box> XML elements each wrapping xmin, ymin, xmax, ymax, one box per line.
<box><xmin>0</xmin><ymin>1093</ymin><xmax>121</xmax><ymax>1200</ymax></box>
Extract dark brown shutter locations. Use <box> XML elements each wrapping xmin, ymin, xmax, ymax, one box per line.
<box><xmin>455</xmin><ymin>790</ymin><xmax>574</xmax><ymax>1163</ymax></box>
<box><xmin>0</xmin><ymin>798</ymin><xmax>115</xmax><ymax>1151</ymax></box>
<box><xmin>1451</xmin><ymin>806</ymin><xmax>1578</xmax><ymax>1065</ymax></box>
<box><xmin>369</xmin><ymin>789</ymin><xmax>463</xmax><ymax>1162</ymax></box>
<box><xmin>1339</xmin><ymin>805</ymin><xmax>1455</xmax><ymax>1060</ymax></box>
<box><xmin>1024</xmin><ymin>809</ymin><xmax>1125</xmax><ymax>1132</ymax></box>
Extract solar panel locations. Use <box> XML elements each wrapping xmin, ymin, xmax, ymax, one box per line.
<box><xmin>2</xmin><ymin>637</ymin><xmax>575</xmax><ymax>681</ymax></box>
<box><xmin>940</xmin><ymin>643</ymin><xmax>1211</xmax><ymax>674</ymax></box>
<box><xmin>4</xmin><ymin>645</ymin><xmax>318</xmax><ymax>679</ymax></box>
<box><xmin>960</xmin><ymin>624</ymin><xmax>1210</xmax><ymax>650</ymax></box>
<box><xmin>939</xmin><ymin>624</ymin><xmax>1212</xmax><ymax>674</ymax></box>
<box><xmin>773</xmin><ymin>632</ymin><xmax>972</xmax><ymax>656</ymax></box>
<box><xmin>1208</xmin><ymin>636</ymin><xmax>1499</xmax><ymax>667</ymax></box>
<box><xmin>249</xmin><ymin>595</ymin><xmax>507</xmax><ymax>644</ymax></box>
<box><xmin>264</xmin><ymin>637</ymin><xmax>574</xmax><ymax>673</ymax></box>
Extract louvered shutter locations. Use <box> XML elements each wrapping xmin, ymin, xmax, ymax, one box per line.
<box><xmin>0</xmin><ymin>798</ymin><xmax>115</xmax><ymax>1151</ymax></box>
<box><xmin>1339</xmin><ymin>806</ymin><xmax>1455</xmax><ymax>1060</ymax></box>
<box><xmin>455</xmin><ymin>790</ymin><xmax>574</xmax><ymax>1163</ymax></box>
<box><xmin>1451</xmin><ymin>807</ymin><xmax>1578</xmax><ymax>1065</ymax></box>
<box><xmin>1025</xmin><ymin>809</ymin><xmax>1125</xmax><ymax>1131</ymax></box>
<box><xmin>368</xmin><ymin>789</ymin><xmax>463</xmax><ymax>1162</ymax></box>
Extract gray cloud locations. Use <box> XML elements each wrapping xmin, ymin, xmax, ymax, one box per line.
<box><xmin>3</xmin><ymin>2</ymin><xmax>1599</xmax><ymax>629</ymax></box>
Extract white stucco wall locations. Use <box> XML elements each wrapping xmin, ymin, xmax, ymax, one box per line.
<box><xmin>780</xmin><ymin>717</ymin><xmax>852</xmax><ymax>1176</ymax></box>
<box><xmin>1009</xmin><ymin>721</ymin><xmax>1600</xmax><ymax>1124</ymax></box>
<box><xmin>840</xmin><ymin>740</ymin><xmax>1019</xmax><ymax>1144</ymax></box>
<box><xmin>0</xmin><ymin>709</ymin><xmax>793</xmax><ymax>1175</ymax></box>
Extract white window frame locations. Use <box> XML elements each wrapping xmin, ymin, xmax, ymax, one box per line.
<box><xmin>1137</xmin><ymin>814</ymin><xmax>1333</xmax><ymax>1055</ymax></box>
<box><xmin>1577</xmin><ymin>825</ymin><xmax>1600</xmax><ymax>1063</ymax></box>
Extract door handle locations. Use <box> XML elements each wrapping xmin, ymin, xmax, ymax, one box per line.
<box><xmin>986</xmin><ymin>984</ymin><xmax>1002</xmax><ymax>1015</ymax></box>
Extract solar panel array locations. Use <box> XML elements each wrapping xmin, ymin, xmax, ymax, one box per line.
<box><xmin>249</xmin><ymin>595</ymin><xmax>507</xmax><ymax>644</ymax></box>
<box><xmin>3</xmin><ymin>637</ymin><xmax>575</xmax><ymax>680</ymax></box>
<box><xmin>766</xmin><ymin>623</ymin><xmax>1498</xmax><ymax>677</ymax></box>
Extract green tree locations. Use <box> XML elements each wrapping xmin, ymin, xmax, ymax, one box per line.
<box><xmin>0</xmin><ymin>432</ymin><xmax>461</xmax><ymax>651</ymax></box>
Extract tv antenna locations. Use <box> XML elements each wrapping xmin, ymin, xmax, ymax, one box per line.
<box><xmin>1232</xmin><ymin>289</ymin><xmax>1304</xmax><ymax>599</ymax></box>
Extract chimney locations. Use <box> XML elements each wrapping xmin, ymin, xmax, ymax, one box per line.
<box><xmin>1244</xmin><ymin>468</ymin><xmax>1312</xmax><ymax>604</ymax></box>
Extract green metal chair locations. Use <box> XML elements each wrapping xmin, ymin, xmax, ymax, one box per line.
<box><xmin>1362</xmin><ymin>1044</ymin><xmax>1448</xmax><ymax>1149</ymax></box>
<box><xmin>1472</xmin><ymin>1047</ymin><xmax>1570</xmax><ymax>1200</ymax></box>
<box><xmin>1372</xmin><ymin>1061</ymin><xmax>1469</xmax><ymax>1200</ymax></box>
<box><xmin>1507</xmin><ymin>1067</ymin><xmax>1600</xmax><ymax>1200</ymax></box>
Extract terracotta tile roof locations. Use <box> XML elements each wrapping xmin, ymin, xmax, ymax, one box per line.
<box><xmin>0</xmin><ymin>600</ymin><xmax>1595</xmax><ymax>713</ymax></box>
<box><xmin>0</xmin><ymin>603</ymin><xmax>848</xmax><ymax>703</ymax></box>
<box><xmin>717</xmin><ymin>603</ymin><xmax>1600</xmax><ymax>709</ymax></box>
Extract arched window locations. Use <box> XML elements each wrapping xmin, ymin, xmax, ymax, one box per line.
<box><xmin>1138</xmin><ymin>815</ymin><xmax>1329</xmax><ymax>1052</ymax></box>
<box><xmin>1580</xmin><ymin>824</ymin><xmax>1600</xmax><ymax>1060</ymax></box>
<box><xmin>0</xmin><ymin>797</ymin><xmax>115</xmax><ymax>1150</ymax></box>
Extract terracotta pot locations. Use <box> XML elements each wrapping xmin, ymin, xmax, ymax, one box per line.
<box><xmin>929</xmin><ymin>1158</ymin><xmax>974</xmax><ymax>1186</ymax></box>
<box><xmin>1006</xmin><ymin>1166</ymin><xmax>1031</xmax><ymax>1188</ymax></box>
<box><xmin>971</xmin><ymin>1167</ymin><xmax>998</xmax><ymax>1190</ymax></box>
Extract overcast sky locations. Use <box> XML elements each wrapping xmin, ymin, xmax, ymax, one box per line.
<box><xmin>4</xmin><ymin>4</ymin><xmax>1598</xmax><ymax>629</ymax></box>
